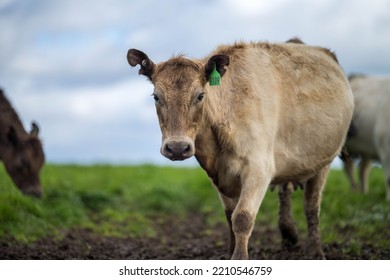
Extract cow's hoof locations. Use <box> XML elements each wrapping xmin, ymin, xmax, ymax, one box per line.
<box><xmin>304</xmin><ymin>243</ymin><xmax>326</xmax><ymax>260</ymax></box>
<box><xmin>280</xmin><ymin>224</ymin><xmax>299</xmax><ymax>251</ymax></box>
<box><xmin>281</xmin><ymin>239</ymin><xmax>300</xmax><ymax>252</ymax></box>
<box><xmin>231</xmin><ymin>250</ymin><xmax>249</xmax><ymax>260</ymax></box>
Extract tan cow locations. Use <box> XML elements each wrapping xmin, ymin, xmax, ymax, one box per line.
<box><xmin>127</xmin><ymin>39</ymin><xmax>353</xmax><ymax>259</ymax></box>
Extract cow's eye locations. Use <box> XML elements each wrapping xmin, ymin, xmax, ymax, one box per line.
<box><xmin>152</xmin><ymin>94</ymin><xmax>160</xmax><ymax>104</ymax></box>
<box><xmin>197</xmin><ymin>92</ymin><xmax>205</xmax><ymax>102</ymax></box>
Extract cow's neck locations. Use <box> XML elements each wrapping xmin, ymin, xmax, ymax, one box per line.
<box><xmin>194</xmin><ymin>84</ymin><xmax>234</xmax><ymax>185</ymax></box>
<box><xmin>0</xmin><ymin>92</ymin><xmax>28</xmax><ymax>156</ymax></box>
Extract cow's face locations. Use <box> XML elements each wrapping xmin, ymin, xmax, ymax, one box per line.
<box><xmin>127</xmin><ymin>49</ymin><xmax>229</xmax><ymax>161</ymax></box>
<box><xmin>2</xmin><ymin>123</ymin><xmax>45</xmax><ymax>197</ymax></box>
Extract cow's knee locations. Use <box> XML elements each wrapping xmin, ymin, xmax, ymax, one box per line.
<box><xmin>232</xmin><ymin>211</ymin><xmax>254</xmax><ymax>234</ymax></box>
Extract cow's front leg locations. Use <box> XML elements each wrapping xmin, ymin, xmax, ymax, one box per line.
<box><xmin>218</xmin><ymin>193</ymin><xmax>238</xmax><ymax>256</ymax></box>
<box><xmin>278</xmin><ymin>183</ymin><xmax>298</xmax><ymax>250</ymax></box>
<box><xmin>231</xmin><ymin>167</ymin><xmax>271</xmax><ymax>260</ymax></box>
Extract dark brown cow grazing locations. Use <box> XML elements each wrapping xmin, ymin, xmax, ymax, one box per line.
<box><xmin>127</xmin><ymin>39</ymin><xmax>353</xmax><ymax>259</ymax></box>
<box><xmin>0</xmin><ymin>89</ymin><xmax>45</xmax><ymax>197</ymax></box>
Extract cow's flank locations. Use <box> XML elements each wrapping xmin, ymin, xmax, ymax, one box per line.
<box><xmin>341</xmin><ymin>75</ymin><xmax>390</xmax><ymax>201</ymax></box>
<box><xmin>127</xmin><ymin>39</ymin><xmax>353</xmax><ymax>259</ymax></box>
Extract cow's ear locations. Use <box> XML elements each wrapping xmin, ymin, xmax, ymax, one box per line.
<box><xmin>127</xmin><ymin>49</ymin><xmax>155</xmax><ymax>81</ymax></box>
<box><xmin>7</xmin><ymin>126</ymin><xmax>19</xmax><ymax>146</ymax></box>
<box><xmin>205</xmin><ymin>54</ymin><xmax>230</xmax><ymax>81</ymax></box>
<box><xmin>30</xmin><ymin>122</ymin><xmax>40</xmax><ymax>137</ymax></box>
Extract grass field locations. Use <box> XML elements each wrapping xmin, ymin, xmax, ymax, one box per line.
<box><xmin>1</xmin><ymin>164</ymin><xmax>390</xmax><ymax>253</ymax></box>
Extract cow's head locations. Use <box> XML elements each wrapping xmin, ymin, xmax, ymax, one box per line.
<box><xmin>2</xmin><ymin>122</ymin><xmax>45</xmax><ymax>197</ymax></box>
<box><xmin>128</xmin><ymin>49</ymin><xmax>229</xmax><ymax>161</ymax></box>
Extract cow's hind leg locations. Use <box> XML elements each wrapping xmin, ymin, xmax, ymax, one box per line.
<box><xmin>278</xmin><ymin>183</ymin><xmax>298</xmax><ymax>250</ymax></box>
<box><xmin>359</xmin><ymin>158</ymin><xmax>371</xmax><ymax>194</ymax></box>
<box><xmin>382</xmin><ymin>158</ymin><xmax>390</xmax><ymax>202</ymax></box>
<box><xmin>303</xmin><ymin>164</ymin><xmax>330</xmax><ymax>259</ymax></box>
<box><xmin>377</xmin><ymin>145</ymin><xmax>390</xmax><ymax>201</ymax></box>
<box><xmin>341</xmin><ymin>153</ymin><xmax>358</xmax><ymax>191</ymax></box>
<box><xmin>375</xmin><ymin>118</ymin><xmax>390</xmax><ymax>201</ymax></box>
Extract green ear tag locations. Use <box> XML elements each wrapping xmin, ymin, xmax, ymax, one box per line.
<box><xmin>209</xmin><ymin>63</ymin><xmax>221</xmax><ymax>86</ymax></box>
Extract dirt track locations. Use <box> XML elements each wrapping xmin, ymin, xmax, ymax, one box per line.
<box><xmin>1</xmin><ymin>215</ymin><xmax>389</xmax><ymax>260</ymax></box>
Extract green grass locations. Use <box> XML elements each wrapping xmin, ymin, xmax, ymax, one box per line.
<box><xmin>0</xmin><ymin>164</ymin><xmax>220</xmax><ymax>241</ymax></box>
<box><xmin>1</xmin><ymin>164</ymin><xmax>389</xmax><ymax>255</ymax></box>
<box><xmin>257</xmin><ymin>167</ymin><xmax>390</xmax><ymax>249</ymax></box>
<box><xmin>322</xmin><ymin>168</ymin><xmax>390</xmax><ymax>246</ymax></box>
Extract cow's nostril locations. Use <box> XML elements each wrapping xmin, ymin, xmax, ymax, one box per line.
<box><xmin>162</xmin><ymin>140</ymin><xmax>194</xmax><ymax>160</ymax></box>
<box><xmin>165</xmin><ymin>144</ymin><xmax>173</xmax><ymax>153</ymax></box>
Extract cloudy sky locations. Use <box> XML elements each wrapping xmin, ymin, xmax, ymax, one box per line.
<box><xmin>1</xmin><ymin>0</ymin><xmax>389</xmax><ymax>166</ymax></box>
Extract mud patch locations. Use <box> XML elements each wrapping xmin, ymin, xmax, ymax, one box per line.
<box><xmin>1</xmin><ymin>215</ymin><xmax>389</xmax><ymax>260</ymax></box>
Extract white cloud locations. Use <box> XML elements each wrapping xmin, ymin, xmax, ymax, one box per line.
<box><xmin>16</xmin><ymin>80</ymin><xmax>154</xmax><ymax>127</ymax></box>
<box><xmin>1</xmin><ymin>0</ymin><xmax>390</xmax><ymax>165</ymax></box>
<box><xmin>8</xmin><ymin>79</ymin><xmax>160</xmax><ymax>163</ymax></box>
<box><xmin>224</xmin><ymin>0</ymin><xmax>290</xmax><ymax>18</ymax></box>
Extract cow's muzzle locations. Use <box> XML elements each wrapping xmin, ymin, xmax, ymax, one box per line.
<box><xmin>21</xmin><ymin>185</ymin><xmax>43</xmax><ymax>198</ymax></box>
<box><xmin>161</xmin><ymin>138</ymin><xmax>195</xmax><ymax>161</ymax></box>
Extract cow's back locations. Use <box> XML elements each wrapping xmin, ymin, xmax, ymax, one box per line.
<box><xmin>0</xmin><ymin>90</ymin><xmax>24</xmax><ymax>151</ymax></box>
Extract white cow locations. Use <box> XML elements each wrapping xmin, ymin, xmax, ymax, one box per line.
<box><xmin>341</xmin><ymin>75</ymin><xmax>390</xmax><ymax>201</ymax></box>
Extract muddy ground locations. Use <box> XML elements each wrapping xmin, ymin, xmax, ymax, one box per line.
<box><xmin>1</xmin><ymin>215</ymin><xmax>389</xmax><ymax>260</ymax></box>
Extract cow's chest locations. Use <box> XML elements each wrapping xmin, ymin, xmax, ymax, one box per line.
<box><xmin>214</xmin><ymin>168</ymin><xmax>242</xmax><ymax>199</ymax></box>
<box><xmin>195</xmin><ymin>123</ymin><xmax>249</xmax><ymax>199</ymax></box>
<box><xmin>196</xmin><ymin>152</ymin><xmax>243</xmax><ymax>199</ymax></box>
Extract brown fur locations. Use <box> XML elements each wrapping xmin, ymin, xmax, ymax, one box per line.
<box><xmin>0</xmin><ymin>89</ymin><xmax>45</xmax><ymax>197</ymax></box>
<box><xmin>286</xmin><ymin>37</ymin><xmax>305</xmax><ymax>44</ymax></box>
<box><xmin>127</xmin><ymin>39</ymin><xmax>354</xmax><ymax>259</ymax></box>
<box><xmin>286</xmin><ymin>37</ymin><xmax>338</xmax><ymax>63</ymax></box>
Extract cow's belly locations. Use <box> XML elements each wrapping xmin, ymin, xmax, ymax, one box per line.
<box><xmin>272</xmin><ymin>125</ymin><xmax>345</xmax><ymax>184</ymax></box>
<box><xmin>272</xmin><ymin>97</ymin><xmax>352</xmax><ymax>183</ymax></box>
<box><xmin>346</xmin><ymin>138</ymin><xmax>379</xmax><ymax>160</ymax></box>
<box><xmin>271</xmin><ymin>156</ymin><xmax>333</xmax><ymax>185</ymax></box>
